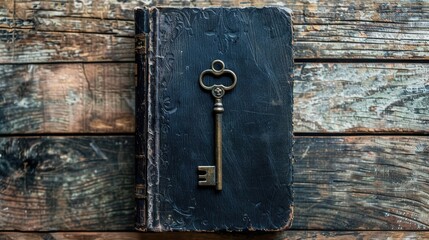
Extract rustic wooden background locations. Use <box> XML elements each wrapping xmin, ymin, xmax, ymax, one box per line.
<box><xmin>0</xmin><ymin>0</ymin><xmax>428</xmax><ymax>239</ymax></box>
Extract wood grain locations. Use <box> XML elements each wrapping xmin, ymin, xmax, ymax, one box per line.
<box><xmin>294</xmin><ymin>136</ymin><xmax>429</xmax><ymax>230</ymax></box>
<box><xmin>0</xmin><ymin>63</ymin><xmax>134</xmax><ymax>133</ymax></box>
<box><xmin>0</xmin><ymin>30</ymin><xmax>134</xmax><ymax>63</ymax></box>
<box><xmin>1</xmin><ymin>0</ymin><xmax>429</xmax><ymax>63</ymax></box>
<box><xmin>2</xmin><ymin>62</ymin><xmax>427</xmax><ymax>134</ymax></box>
<box><xmin>0</xmin><ymin>231</ymin><xmax>428</xmax><ymax>240</ymax></box>
<box><xmin>294</xmin><ymin>63</ymin><xmax>429</xmax><ymax>133</ymax></box>
<box><xmin>0</xmin><ymin>136</ymin><xmax>135</xmax><ymax>231</ymax></box>
<box><xmin>2</xmin><ymin>0</ymin><xmax>428</xmax><ymax>237</ymax></box>
<box><xmin>0</xmin><ymin>136</ymin><xmax>428</xmax><ymax>230</ymax></box>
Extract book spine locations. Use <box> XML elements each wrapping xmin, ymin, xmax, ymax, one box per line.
<box><xmin>135</xmin><ymin>7</ymin><xmax>149</xmax><ymax>231</ymax></box>
<box><xmin>145</xmin><ymin>7</ymin><xmax>161</xmax><ymax>231</ymax></box>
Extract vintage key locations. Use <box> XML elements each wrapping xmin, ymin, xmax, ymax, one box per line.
<box><xmin>198</xmin><ymin>60</ymin><xmax>237</xmax><ymax>191</ymax></box>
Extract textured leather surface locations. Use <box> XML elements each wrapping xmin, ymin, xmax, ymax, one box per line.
<box><xmin>136</xmin><ymin>7</ymin><xmax>293</xmax><ymax>231</ymax></box>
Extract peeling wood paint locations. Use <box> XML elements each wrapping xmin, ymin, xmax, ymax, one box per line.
<box><xmin>294</xmin><ymin>63</ymin><xmax>429</xmax><ymax>133</ymax></box>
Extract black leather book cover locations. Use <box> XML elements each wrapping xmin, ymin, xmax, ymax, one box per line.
<box><xmin>135</xmin><ymin>7</ymin><xmax>293</xmax><ymax>231</ymax></box>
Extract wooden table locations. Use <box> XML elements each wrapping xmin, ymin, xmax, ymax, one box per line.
<box><xmin>0</xmin><ymin>0</ymin><xmax>428</xmax><ymax>239</ymax></box>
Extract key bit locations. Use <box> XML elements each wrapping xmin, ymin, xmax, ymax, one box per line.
<box><xmin>198</xmin><ymin>166</ymin><xmax>216</xmax><ymax>186</ymax></box>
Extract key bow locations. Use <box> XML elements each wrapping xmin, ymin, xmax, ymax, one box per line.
<box><xmin>199</xmin><ymin>60</ymin><xmax>237</xmax><ymax>98</ymax></box>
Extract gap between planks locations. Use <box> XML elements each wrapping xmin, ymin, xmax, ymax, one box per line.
<box><xmin>0</xmin><ymin>231</ymin><xmax>427</xmax><ymax>240</ymax></box>
<box><xmin>3</xmin><ymin>59</ymin><xmax>429</xmax><ymax>65</ymax></box>
<box><xmin>0</xmin><ymin>61</ymin><xmax>135</xmax><ymax>66</ymax></box>
<box><xmin>0</xmin><ymin>133</ymin><xmax>427</xmax><ymax>138</ymax></box>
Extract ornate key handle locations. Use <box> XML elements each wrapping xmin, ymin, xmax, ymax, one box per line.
<box><xmin>199</xmin><ymin>60</ymin><xmax>237</xmax><ymax>99</ymax></box>
<box><xmin>198</xmin><ymin>60</ymin><xmax>237</xmax><ymax>191</ymax></box>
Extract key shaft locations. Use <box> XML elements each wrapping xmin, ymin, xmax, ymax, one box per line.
<box><xmin>213</xmin><ymin>98</ymin><xmax>224</xmax><ymax>190</ymax></box>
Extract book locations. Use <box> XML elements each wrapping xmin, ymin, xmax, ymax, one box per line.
<box><xmin>135</xmin><ymin>6</ymin><xmax>293</xmax><ymax>232</ymax></box>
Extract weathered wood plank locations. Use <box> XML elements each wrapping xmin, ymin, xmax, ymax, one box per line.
<box><xmin>15</xmin><ymin>0</ymin><xmax>429</xmax><ymax>23</ymax></box>
<box><xmin>0</xmin><ymin>136</ymin><xmax>428</xmax><ymax>230</ymax></box>
<box><xmin>294</xmin><ymin>63</ymin><xmax>429</xmax><ymax>133</ymax></box>
<box><xmin>0</xmin><ymin>0</ymin><xmax>14</xmax><ymax>29</ymax></box>
<box><xmin>2</xmin><ymin>62</ymin><xmax>428</xmax><ymax>134</ymax></box>
<box><xmin>0</xmin><ymin>231</ymin><xmax>428</xmax><ymax>240</ymax></box>
<box><xmin>0</xmin><ymin>136</ymin><xmax>135</xmax><ymax>231</ymax></box>
<box><xmin>294</xmin><ymin>136</ymin><xmax>429</xmax><ymax>230</ymax></box>
<box><xmin>0</xmin><ymin>0</ymin><xmax>33</xmax><ymax>30</ymax></box>
<box><xmin>0</xmin><ymin>30</ymin><xmax>133</xmax><ymax>63</ymax></box>
<box><xmin>0</xmin><ymin>63</ymin><xmax>134</xmax><ymax>133</ymax></box>
<box><xmin>1</xmin><ymin>0</ymin><xmax>428</xmax><ymax>62</ymax></box>
<box><xmin>13</xmin><ymin>19</ymin><xmax>427</xmax><ymax>60</ymax></box>
<box><xmin>34</xmin><ymin>17</ymin><xmax>134</xmax><ymax>36</ymax></box>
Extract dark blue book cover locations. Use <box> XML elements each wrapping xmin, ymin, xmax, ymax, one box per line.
<box><xmin>135</xmin><ymin>7</ymin><xmax>293</xmax><ymax>231</ymax></box>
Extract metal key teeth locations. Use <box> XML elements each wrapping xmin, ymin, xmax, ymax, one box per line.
<box><xmin>198</xmin><ymin>166</ymin><xmax>216</xmax><ymax>186</ymax></box>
